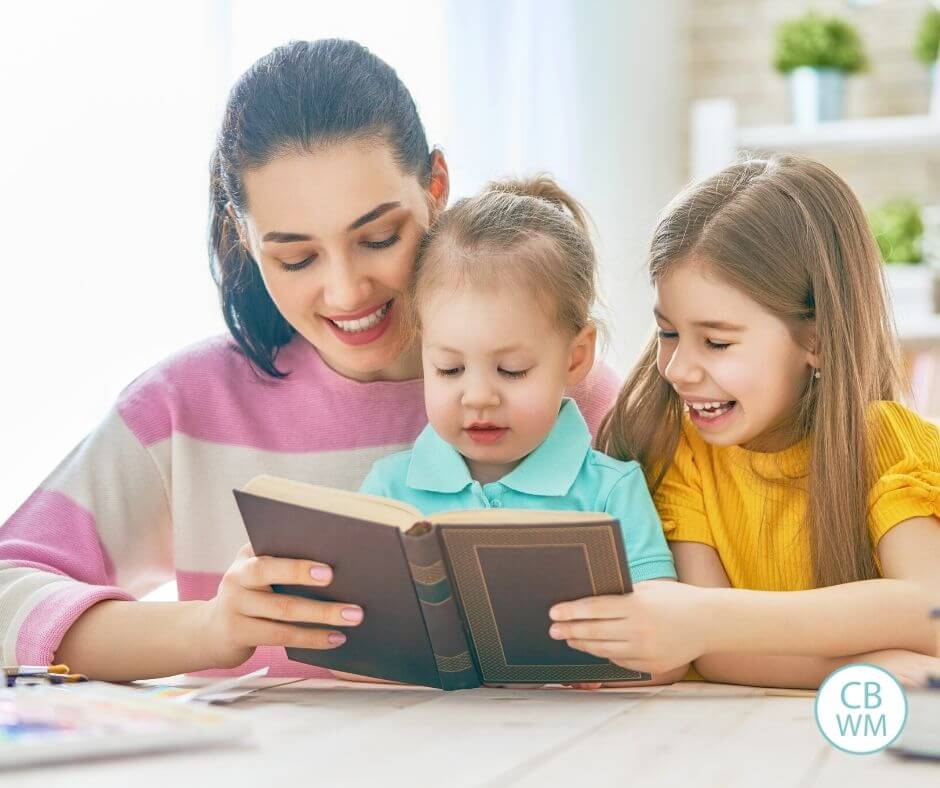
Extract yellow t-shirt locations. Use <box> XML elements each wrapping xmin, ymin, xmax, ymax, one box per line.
<box><xmin>656</xmin><ymin>401</ymin><xmax>940</xmax><ymax>592</ymax></box>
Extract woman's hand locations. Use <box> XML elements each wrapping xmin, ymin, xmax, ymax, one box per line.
<box><xmin>201</xmin><ymin>543</ymin><xmax>363</xmax><ymax>669</ymax></box>
<box><xmin>549</xmin><ymin>581</ymin><xmax>708</xmax><ymax>675</ymax></box>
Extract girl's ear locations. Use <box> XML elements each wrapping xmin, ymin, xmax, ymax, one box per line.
<box><xmin>566</xmin><ymin>324</ymin><xmax>597</xmax><ymax>387</ymax></box>
<box><xmin>803</xmin><ymin>320</ymin><xmax>819</xmax><ymax>371</ymax></box>
<box><xmin>427</xmin><ymin>148</ymin><xmax>450</xmax><ymax>221</ymax></box>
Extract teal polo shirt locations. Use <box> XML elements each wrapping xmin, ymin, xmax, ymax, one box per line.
<box><xmin>359</xmin><ymin>398</ymin><xmax>676</xmax><ymax>583</ymax></box>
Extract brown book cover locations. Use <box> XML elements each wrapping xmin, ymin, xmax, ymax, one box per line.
<box><xmin>233</xmin><ymin>475</ymin><xmax>649</xmax><ymax>689</ymax></box>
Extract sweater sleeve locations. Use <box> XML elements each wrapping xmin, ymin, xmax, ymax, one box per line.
<box><xmin>0</xmin><ymin>397</ymin><xmax>174</xmax><ymax>666</ymax></box>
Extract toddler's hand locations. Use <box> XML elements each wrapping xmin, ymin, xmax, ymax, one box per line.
<box><xmin>201</xmin><ymin>543</ymin><xmax>363</xmax><ymax>669</ymax></box>
<box><xmin>549</xmin><ymin>581</ymin><xmax>707</xmax><ymax>675</ymax></box>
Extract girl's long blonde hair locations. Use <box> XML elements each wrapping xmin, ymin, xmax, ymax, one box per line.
<box><xmin>597</xmin><ymin>155</ymin><xmax>904</xmax><ymax>587</ymax></box>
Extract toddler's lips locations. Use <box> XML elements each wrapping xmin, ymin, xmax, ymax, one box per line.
<box><xmin>465</xmin><ymin>426</ymin><xmax>508</xmax><ymax>445</ymax></box>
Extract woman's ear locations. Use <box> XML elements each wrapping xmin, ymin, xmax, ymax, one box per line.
<box><xmin>427</xmin><ymin>148</ymin><xmax>450</xmax><ymax>220</ymax></box>
<box><xmin>566</xmin><ymin>324</ymin><xmax>597</xmax><ymax>388</ymax></box>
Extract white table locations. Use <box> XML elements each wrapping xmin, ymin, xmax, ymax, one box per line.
<box><xmin>4</xmin><ymin>678</ymin><xmax>939</xmax><ymax>787</ymax></box>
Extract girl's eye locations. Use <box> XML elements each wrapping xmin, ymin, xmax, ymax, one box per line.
<box><xmin>706</xmin><ymin>340</ymin><xmax>731</xmax><ymax>351</ymax></box>
<box><xmin>279</xmin><ymin>255</ymin><xmax>316</xmax><ymax>272</ymax></box>
<box><xmin>436</xmin><ymin>366</ymin><xmax>462</xmax><ymax>377</ymax></box>
<box><xmin>499</xmin><ymin>368</ymin><xmax>529</xmax><ymax>379</ymax></box>
<box><xmin>363</xmin><ymin>232</ymin><xmax>401</xmax><ymax>250</ymax></box>
<box><xmin>657</xmin><ymin>330</ymin><xmax>678</xmax><ymax>340</ymax></box>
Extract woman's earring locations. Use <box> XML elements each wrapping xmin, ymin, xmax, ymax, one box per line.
<box><xmin>813</xmin><ymin>368</ymin><xmax>821</xmax><ymax>380</ymax></box>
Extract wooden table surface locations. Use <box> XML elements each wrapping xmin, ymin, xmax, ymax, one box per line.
<box><xmin>5</xmin><ymin>678</ymin><xmax>939</xmax><ymax>787</ymax></box>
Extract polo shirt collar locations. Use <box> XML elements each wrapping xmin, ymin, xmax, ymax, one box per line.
<box><xmin>499</xmin><ymin>398</ymin><xmax>591</xmax><ymax>496</ymax></box>
<box><xmin>405</xmin><ymin>398</ymin><xmax>591</xmax><ymax>497</ymax></box>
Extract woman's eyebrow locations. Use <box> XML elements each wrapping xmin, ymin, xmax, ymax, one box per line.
<box><xmin>347</xmin><ymin>201</ymin><xmax>402</xmax><ymax>231</ymax></box>
<box><xmin>261</xmin><ymin>202</ymin><xmax>403</xmax><ymax>244</ymax></box>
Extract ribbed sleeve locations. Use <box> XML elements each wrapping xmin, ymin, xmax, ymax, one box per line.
<box><xmin>867</xmin><ymin>402</ymin><xmax>940</xmax><ymax>546</ymax></box>
<box><xmin>655</xmin><ymin>431</ymin><xmax>714</xmax><ymax>548</ymax></box>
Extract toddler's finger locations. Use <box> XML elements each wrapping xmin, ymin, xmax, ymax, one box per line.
<box><xmin>549</xmin><ymin>595</ymin><xmax>628</xmax><ymax>622</ymax></box>
<box><xmin>550</xmin><ymin>619</ymin><xmax>628</xmax><ymax>642</ymax></box>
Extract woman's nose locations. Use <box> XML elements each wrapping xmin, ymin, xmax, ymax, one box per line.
<box><xmin>323</xmin><ymin>255</ymin><xmax>371</xmax><ymax>311</ymax></box>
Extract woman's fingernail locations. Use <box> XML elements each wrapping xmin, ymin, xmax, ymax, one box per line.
<box><xmin>549</xmin><ymin>607</ymin><xmax>560</xmax><ymax>620</ymax></box>
<box><xmin>341</xmin><ymin>607</ymin><xmax>363</xmax><ymax>623</ymax></box>
<box><xmin>310</xmin><ymin>566</ymin><xmax>332</xmax><ymax>582</ymax></box>
<box><xmin>549</xmin><ymin>625</ymin><xmax>562</xmax><ymax>639</ymax></box>
<box><xmin>328</xmin><ymin>633</ymin><xmax>347</xmax><ymax>646</ymax></box>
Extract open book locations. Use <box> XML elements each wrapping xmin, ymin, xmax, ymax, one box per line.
<box><xmin>233</xmin><ymin>474</ymin><xmax>649</xmax><ymax>690</ymax></box>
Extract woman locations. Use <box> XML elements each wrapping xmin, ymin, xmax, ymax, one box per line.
<box><xmin>0</xmin><ymin>40</ymin><xmax>619</xmax><ymax>681</ymax></box>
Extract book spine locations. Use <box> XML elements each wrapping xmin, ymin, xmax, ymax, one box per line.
<box><xmin>401</xmin><ymin>524</ymin><xmax>481</xmax><ymax>690</ymax></box>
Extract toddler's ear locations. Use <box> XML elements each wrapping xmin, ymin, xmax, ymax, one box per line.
<box><xmin>566</xmin><ymin>324</ymin><xmax>597</xmax><ymax>387</ymax></box>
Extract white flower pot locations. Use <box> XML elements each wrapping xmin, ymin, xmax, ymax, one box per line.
<box><xmin>789</xmin><ymin>67</ymin><xmax>846</xmax><ymax>126</ymax></box>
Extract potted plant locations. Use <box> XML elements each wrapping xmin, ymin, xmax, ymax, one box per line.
<box><xmin>773</xmin><ymin>13</ymin><xmax>867</xmax><ymax>126</ymax></box>
<box><xmin>914</xmin><ymin>7</ymin><xmax>940</xmax><ymax>116</ymax></box>
<box><xmin>869</xmin><ymin>199</ymin><xmax>936</xmax><ymax>317</ymax></box>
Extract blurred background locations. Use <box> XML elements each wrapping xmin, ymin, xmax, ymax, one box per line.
<box><xmin>2</xmin><ymin>0</ymin><xmax>940</xmax><ymax>522</ymax></box>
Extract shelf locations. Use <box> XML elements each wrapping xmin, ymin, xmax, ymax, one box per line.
<box><xmin>737</xmin><ymin>114</ymin><xmax>940</xmax><ymax>155</ymax></box>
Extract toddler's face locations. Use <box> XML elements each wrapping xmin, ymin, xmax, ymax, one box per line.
<box><xmin>421</xmin><ymin>286</ymin><xmax>591</xmax><ymax>481</ymax></box>
<box><xmin>654</xmin><ymin>259</ymin><xmax>816</xmax><ymax>452</ymax></box>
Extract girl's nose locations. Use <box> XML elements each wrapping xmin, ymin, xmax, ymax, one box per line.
<box><xmin>663</xmin><ymin>345</ymin><xmax>705</xmax><ymax>387</ymax></box>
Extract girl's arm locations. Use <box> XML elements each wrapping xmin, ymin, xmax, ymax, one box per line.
<box><xmin>550</xmin><ymin>520</ymin><xmax>940</xmax><ymax>684</ymax></box>
<box><xmin>683</xmin><ymin>517</ymin><xmax>940</xmax><ymax>659</ymax></box>
<box><xmin>672</xmin><ymin>537</ymin><xmax>929</xmax><ymax>689</ymax></box>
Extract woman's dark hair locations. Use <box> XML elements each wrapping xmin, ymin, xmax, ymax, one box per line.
<box><xmin>209</xmin><ymin>39</ymin><xmax>433</xmax><ymax>377</ymax></box>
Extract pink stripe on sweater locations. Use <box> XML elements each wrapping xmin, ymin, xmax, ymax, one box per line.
<box><xmin>116</xmin><ymin>334</ymin><xmax>620</xmax><ymax>455</ymax></box>
<box><xmin>117</xmin><ymin>334</ymin><xmax>428</xmax><ymax>453</ymax></box>
<box><xmin>17</xmin><ymin>584</ymin><xmax>134</xmax><ymax>665</ymax></box>
<box><xmin>0</xmin><ymin>489</ymin><xmax>117</xmax><ymax>586</ymax></box>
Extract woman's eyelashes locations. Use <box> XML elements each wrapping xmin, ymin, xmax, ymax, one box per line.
<box><xmin>656</xmin><ymin>329</ymin><xmax>731</xmax><ymax>351</ymax></box>
<box><xmin>277</xmin><ymin>231</ymin><xmax>402</xmax><ymax>272</ymax></box>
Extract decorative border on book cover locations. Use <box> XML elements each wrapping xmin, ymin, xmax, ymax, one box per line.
<box><xmin>440</xmin><ymin>525</ymin><xmax>646</xmax><ymax>684</ymax></box>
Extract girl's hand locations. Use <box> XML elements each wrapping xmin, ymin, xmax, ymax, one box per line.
<box><xmin>549</xmin><ymin>581</ymin><xmax>708</xmax><ymax>675</ymax></box>
<box><xmin>201</xmin><ymin>543</ymin><xmax>363</xmax><ymax>669</ymax></box>
<box><xmin>855</xmin><ymin>649</ymin><xmax>940</xmax><ymax>687</ymax></box>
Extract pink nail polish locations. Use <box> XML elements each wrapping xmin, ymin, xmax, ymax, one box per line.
<box><xmin>310</xmin><ymin>566</ymin><xmax>331</xmax><ymax>582</ymax></box>
<box><xmin>341</xmin><ymin>607</ymin><xmax>363</xmax><ymax>623</ymax></box>
<box><xmin>328</xmin><ymin>633</ymin><xmax>346</xmax><ymax>646</ymax></box>
<box><xmin>550</xmin><ymin>625</ymin><xmax>562</xmax><ymax>639</ymax></box>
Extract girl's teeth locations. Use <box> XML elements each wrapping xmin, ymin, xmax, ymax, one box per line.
<box><xmin>684</xmin><ymin>400</ymin><xmax>735</xmax><ymax>419</ymax></box>
<box><xmin>331</xmin><ymin>302</ymin><xmax>390</xmax><ymax>333</ymax></box>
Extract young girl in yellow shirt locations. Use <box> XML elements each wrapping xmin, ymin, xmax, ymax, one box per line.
<box><xmin>548</xmin><ymin>155</ymin><xmax>940</xmax><ymax>689</ymax></box>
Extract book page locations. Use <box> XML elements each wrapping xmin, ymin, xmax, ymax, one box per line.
<box><xmin>429</xmin><ymin>509</ymin><xmax>611</xmax><ymax>525</ymax></box>
<box><xmin>240</xmin><ymin>475</ymin><xmax>423</xmax><ymax>529</ymax></box>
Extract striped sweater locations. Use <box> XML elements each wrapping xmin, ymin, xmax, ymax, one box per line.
<box><xmin>0</xmin><ymin>332</ymin><xmax>620</xmax><ymax>677</ymax></box>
